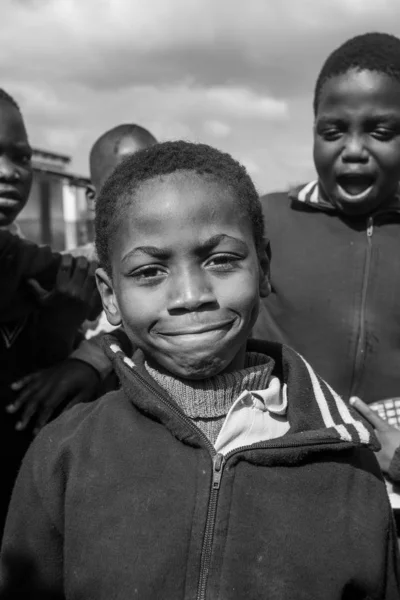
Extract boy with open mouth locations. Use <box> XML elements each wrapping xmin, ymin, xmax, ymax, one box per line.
<box><xmin>254</xmin><ymin>32</ymin><xmax>400</xmax><ymax>411</ymax></box>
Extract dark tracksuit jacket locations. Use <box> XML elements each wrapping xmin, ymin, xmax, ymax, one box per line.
<box><xmin>253</xmin><ymin>181</ymin><xmax>400</xmax><ymax>404</ymax></box>
<box><xmin>0</xmin><ymin>230</ymin><xmax>90</xmax><ymax>539</ymax></box>
<box><xmin>1</xmin><ymin>334</ymin><xmax>398</xmax><ymax>600</ymax></box>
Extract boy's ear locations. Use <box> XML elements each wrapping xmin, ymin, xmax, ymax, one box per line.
<box><xmin>95</xmin><ymin>268</ymin><xmax>122</xmax><ymax>326</ymax></box>
<box><xmin>85</xmin><ymin>184</ymin><xmax>96</xmax><ymax>202</ymax></box>
<box><xmin>258</xmin><ymin>239</ymin><xmax>272</xmax><ymax>298</ymax></box>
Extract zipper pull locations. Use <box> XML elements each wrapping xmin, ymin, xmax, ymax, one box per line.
<box><xmin>212</xmin><ymin>453</ymin><xmax>224</xmax><ymax>490</ymax></box>
<box><xmin>367</xmin><ymin>217</ymin><xmax>373</xmax><ymax>237</ymax></box>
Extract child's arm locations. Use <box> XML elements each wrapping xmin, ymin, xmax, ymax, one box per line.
<box><xmin>7</xmin><ymin>329</ymin><xmax>122</xmax><ymax>434</ymax></box>
<box><xmin>32</xmin><ymin>256</ymin><xmax>101</xmax><ymax>366</ymax></box>
<box><xmin>0</xmin><ymin>436</ymin><xmax>64</xmax><ymax>598</ymax></box>
<box><xmin>0</xmin><ymin>229</ymin><xmax>61</xmax><ymax>311</ymax></box>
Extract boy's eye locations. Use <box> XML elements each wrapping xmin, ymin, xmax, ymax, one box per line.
<box><xmin>14</xmin><ymin>152</ymin><xmax>32</xmax><ymax>165</ymax></box>
<box><xmin>131</xmin><ymin>265</ymin><xmax>167</xmax><ymax>283</ymax></box>
<box><xmin>206</xmin><ymin>254</ymin><xmax>242</xmax><ymax>271</ymax></box>
<box><xmin>371</xmin><ymin>128</ymin><xmax>396</xmax><ymax>141</ymax></box>
<box><xmin>319</xmin><ymin>128</ymin><xmax>342</xmax><ymax>141</ymax></box>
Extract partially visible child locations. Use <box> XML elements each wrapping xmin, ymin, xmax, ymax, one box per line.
<box><xmin>1</xmin><ymin>141</ymin><xmax>398</xmax><ymax>599</ymax></box>
<box><xmin>254</xmin><ymin>32</ymin><xmax>400</xmax><ymax>405</ymax></box>
<box><xmin>7</xmin><ymin>124</ymin><xmax>157</xmax><ymax>433</ymax></box>
<box><xmin>252</xmin><ymin>32</ymin><xmax>400</xmax><ymax>477</ymax></box>
<box><xmin>0</xmin><ymin>89</ymin><xmax>99</xmax><ymax>537</ymax></box>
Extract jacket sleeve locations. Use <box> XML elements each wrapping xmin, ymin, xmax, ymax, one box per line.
<box><xmin>383</xmin><ymin>511</ymin><xmax>400</xmax><ymax>599</ymax></box>
<box><xmin>70</xmin><ymin>333</ymin><xmax>113</xmax><ymax>379</ymax></box>
<box><xmin>0</xmin><ymin>435</ymin><xmax>65</xmax><ymax>599</ymax></box>
<box><xmin>364</xmin><ymin>449</ymin><xmax>400</xmax><ymax>599</ymax></box>
<box><xmin>0</xmin><ymin>230</ymin><xmax>61</xmax><ymax>312</ymax></box>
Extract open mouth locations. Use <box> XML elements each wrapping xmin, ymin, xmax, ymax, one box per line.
<box><xmin>336</xmin><ymin>174</ymin><xmax>375</xmax><ymax>199</ymax></box>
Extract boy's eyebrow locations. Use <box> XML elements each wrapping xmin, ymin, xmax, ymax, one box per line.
<box><xmin>122</xmin><ymin>246</ymin><xmax>171</xmax><ymax>262</ymax></box>
<box><xmin>122</xmin><ymin>234</ymin><xmax>247</xmax><ymax>263</ymax></box>
<box><xmin>315</xmin><ymin>116</ymin><xmax>345</xmax><ymax>125</ymax></box>
<box><xmin>365</xmin><ymin>112</ymin><xmax>400</xmax><ymax>122</ymax></box>
<box><xmin>195</xmin><ymin>234</ymin><xmax>247</xmax><ymax>254</ymax></box>
<box><xmin>317</xmin><ymin>112</ymin><xmax>400</xmax><ymax>124</ymax></box>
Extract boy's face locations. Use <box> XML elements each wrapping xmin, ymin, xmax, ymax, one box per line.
<box><xmin>97</xmin><ymin>171</ymin><xmax>270</xmax><ymax>379</ymax></box>
<box><xmin>314</xmin><ymin>69</ymin><xmax>400</xmax><ymax>216</ymax></box>
<box><xmin>0</xmin><ymin>101</ymin><xmax>32</xmax><ymax>227</ymax></box>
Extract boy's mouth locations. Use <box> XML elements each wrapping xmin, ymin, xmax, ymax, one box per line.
<box><xmin>336</xmin><ymin>174</ymin><xmax>375</xmax><ymax>200</ymax></box>
<box><xmin>158</xmin><ymin>319</ymin><xmax>234</xmax><ymax>337</ymax></box>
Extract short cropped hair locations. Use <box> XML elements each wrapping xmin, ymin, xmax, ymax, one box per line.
<box><xmin>90</xmin><ymin>124</ymin><xmax>157</xmax><ymax>166</ymax></box>
<box><xmin>95</xmin><ymin>140</ymin><xmax>265</xmax><ymax>274</ymax></box>
<box><xmin>314</xmin><ymin>32</ymin><xmax>400</xmax><ymax>114</ymax></box>
<box><xmin>0</xmin><ymin>89</ymin><xmax>20</xmax><ymax>112</ymax></box>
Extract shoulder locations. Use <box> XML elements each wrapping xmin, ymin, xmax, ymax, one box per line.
<box><xmin>258</xmin><ymin>191</ymin><xmax>297</xmax><ymax>239</ymax></box>
<box><xmin>259</xmin><ymin>190</ymin><xmax>291</xmax><ymax>212</ymax></box>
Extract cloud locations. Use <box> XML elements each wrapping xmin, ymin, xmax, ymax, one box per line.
<box><xmin>203</xmin><ymin>120</ymin><xmax>231</xmax><ymax>138</ymax></box>
<box><xmin>3</xmin><ymin>0</ymin><xmax>400</xmax><ymax>97</ymax></box>
<box><xmin>205</xmin><ymin>87</ymin><xmax>287</xmax><ymax>119</ymax></box>
<box><xmin>2</xmin><ymin>0</ymin><xmax>400</xmax><ymax>194</ymax></box>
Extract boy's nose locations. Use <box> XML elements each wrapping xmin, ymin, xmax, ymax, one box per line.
<box><xmin>168</xmin><ymin>270</ymin><xmax>218</xmax><ymax>313</ymax></box>
<box><xmin>341</xmin><ymin>136</ymin><xmax>369</xmax><ymax>163</ymax></box>
<box><xmin>0</xmin><ymin>156</ymin><xmax>20</xmax><ymax>181</ymax></box>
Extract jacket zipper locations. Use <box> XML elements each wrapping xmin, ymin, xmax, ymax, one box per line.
<box><xmin>196</xmin><ymin>453</ymin><xmax>224</xmax><ymax>600</ymax></box>
<box><xmin>195</xmin><ymin>436</ymin><xmax>344</xmax><ymax>600</ymax></box>
<box><xmin>125</xmin><ymin>365</ymin><xmax>347</xmax><ymax>600</ymax></box>
<box><xmin>350</xmin><ymin>216</ymin><xmax>374</xmax><ymax>397</ymax></box>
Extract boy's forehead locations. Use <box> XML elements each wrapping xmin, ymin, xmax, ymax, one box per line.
<box><xmin>118</xmin><ymin>172</ymin><xmax>250</xmax><ymax>241</ymax></box>
<box><xmin>317</xmin><ymin>69</ymin><xmax>400</xmax><ymax>115</ymax></box>
<box><xmin>0</xmin><ymin>101</ymin><xmax>27</xmax><ymax>140</ymax></box>
<box><xmin>133</xmin><ymin>171</ymin><xmax>239</xmax><ymax>216</ymax></box>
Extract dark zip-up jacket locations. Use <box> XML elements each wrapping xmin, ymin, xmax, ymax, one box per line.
<box><xmin>1</xmin><ymin>334</ymin><xmax>398</xmax><ymax>599</ymax></box>
<box><xmin>0</xmin><ymin>230</ymin><xmax>93</xmax><ymax>539</ymax></box>
<box><xmin>253</xmin><ymin>181</ymin><xmax>400</xmax><ymax>404</ymax></box>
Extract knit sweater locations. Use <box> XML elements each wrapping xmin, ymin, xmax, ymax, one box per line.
<box><xmin>145</xmin><ymin>352</ymin><xmax>273</xmax><ymax>443</ymax></box>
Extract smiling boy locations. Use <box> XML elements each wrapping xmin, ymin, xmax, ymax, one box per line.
<box><xmin>254</xmin><ymin>32</ymin><xmax>400</xmax><ymax>411</ymax></box>
<box><xmin>1</xmin><ymin>141</ymin><xmax>398</xmax><ymax>599</ymax></box>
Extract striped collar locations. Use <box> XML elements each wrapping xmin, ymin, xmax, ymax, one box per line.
<box><xmin>104</xmin><ymin>335</ymin><xmax>379</xmax><ymax>452</ymax></box>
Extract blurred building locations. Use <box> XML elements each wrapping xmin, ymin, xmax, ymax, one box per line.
<box><xmin>17</xmin><ymin>148</ymin><xmax>93</xmax><ymax>251</ymax></box>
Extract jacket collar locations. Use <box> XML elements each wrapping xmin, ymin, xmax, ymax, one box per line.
<box><xmin>289</xmin><ymin>180</ymin><xmax>400</xmax><ymax>218</ymax></box>
<box><xmin>0</xmin><ymin>221</ymin><xmax>24</xmax><ymax>237</ymax></box>
<box><xmin>103</xmin><ymin>332</ymin><xmax>379</xmax><ymax>453</ymax></box>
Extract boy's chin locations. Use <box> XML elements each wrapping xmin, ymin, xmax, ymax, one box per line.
<box><xmin>154</xmin><ymin>353</ymin><xmax>235</xmax><ymax>381</ymax></box>
<box><xmin>333</xmin><ymin>195</ymin><xmax>381</xmax><ymax>216</ymax></box>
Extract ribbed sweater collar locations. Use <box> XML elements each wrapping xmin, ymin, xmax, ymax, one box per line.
<box><xmin>145</xmin><ymin>352</ymin><xmax>274</xmax><ymax>419</ymax></box>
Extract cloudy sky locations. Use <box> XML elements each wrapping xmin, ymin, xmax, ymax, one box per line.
<box><xmin>2</xmin><ymin>0</ymin><xmax>400</xmax><ymax>193</ymax></box>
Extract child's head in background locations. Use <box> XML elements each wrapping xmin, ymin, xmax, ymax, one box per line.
<box><xmin>0</xmin><ymin>90</ymin><xmax>32</xmax><ymax>227</ymax></box>
<box><xmin>95</xmin><ymin>141</ymin><xmax>271</xmax><ymax>380</ymax></box>
<box><xmin>88</xmin><ymin>124</ymin><xmax>157</xmax><ymax>199</ymax></box>
<box><xmin>313</xmin><ymin>32</ymin><xmax>400</xmax><ymax>216</ymax></box>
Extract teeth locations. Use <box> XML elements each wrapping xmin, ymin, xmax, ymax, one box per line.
<box><xmin>337</xmin><ymin>184</ymin><xmax>373</xmax><ymax>201</ymax></box>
